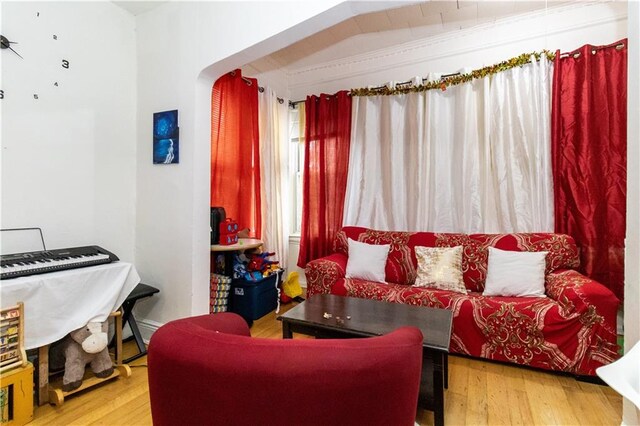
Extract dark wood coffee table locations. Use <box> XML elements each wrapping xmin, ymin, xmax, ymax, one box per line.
<box><xmin>278</xmin><ymin>294</ymin><xmax>453</xmax><ymax>426</ymax></box>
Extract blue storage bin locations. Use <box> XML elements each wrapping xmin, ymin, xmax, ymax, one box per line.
<box><xmin>230</xmin><ymin>273</ymin><xmax>279</xmax><ymax>321</ymax></box>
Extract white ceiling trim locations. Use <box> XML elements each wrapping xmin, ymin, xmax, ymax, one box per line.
<box><xmin>285</xmin><ymin>0</ymin><xmax>622</xmax><ymax>84</ymax></box>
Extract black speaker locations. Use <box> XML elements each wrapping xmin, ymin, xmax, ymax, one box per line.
<box><xmin>210</xmin><ymin>207</ymin><xmax>226</xmax><ymax>245</ymax></box>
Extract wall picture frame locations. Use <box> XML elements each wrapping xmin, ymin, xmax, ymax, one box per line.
<box><xmin>153</xmin><ymin>109</ymin><xmax>179</xmax><ymax>164</ymax></box>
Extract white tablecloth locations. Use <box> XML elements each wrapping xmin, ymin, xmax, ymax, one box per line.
<box><xmin>0</xmin><ymin>262</ymin><xmax>140</xmax><ymax>349</ymax></box>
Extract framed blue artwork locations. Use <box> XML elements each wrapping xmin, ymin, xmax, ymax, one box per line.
<box><xmin>153</xmin><ymin>110</ymin><xmax>179</xmax><ymax>164</ymax></box>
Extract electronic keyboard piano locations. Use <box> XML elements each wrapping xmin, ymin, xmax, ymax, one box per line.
<box><xmin>0</xmin><ymin>246</ymin><xmax>119</xmax><ymax>279</ymax></box>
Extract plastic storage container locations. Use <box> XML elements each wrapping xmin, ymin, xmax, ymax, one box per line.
<box><xmin>230</xmin><ymin>273</ymin><xmax>279</xmax><ymax>321</ymax></box>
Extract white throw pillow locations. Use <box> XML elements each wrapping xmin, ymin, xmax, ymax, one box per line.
<box><xmin>483</xmin><ymin>247</ymin><xmax>548</xmax><ymax>297</ymax></box>
<box><xmin>413</xmin><ymin>246</ymin><xmax>467</xmax><ymax>293</ymax></box>
<box><xmin>345</xmin><ymin>238</ymin><xmax>390</xmax><ymax>283</ymax></box>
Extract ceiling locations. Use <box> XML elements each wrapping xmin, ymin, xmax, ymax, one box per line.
<box><xmin>112</xmin><ymin>1</ymin><xmax>167</xmax><ymax>16</ymax></box>
<box><xmin>111</xmin><ymin>0</ymin><xmax>575</xmax><ymax>74</ymax></box>
<box><xmin>244</xmin><ymin>0</ymin><xmax>573</xmax><ymax>74</ymax></box>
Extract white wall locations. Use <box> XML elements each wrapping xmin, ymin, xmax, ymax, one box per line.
<box><xmin>623</xmin><ymin>1</ymin><xmax>639</xmax><ymax>424</ymax></box>
<box><xmin>133</xmin><ymin>1</ymin><xmax>407</xmax><ymax>331</ymax></box>
<box><xmin>287</xmin><ymin>2</ymin><xmax>627</xmax><ymax>98</ymax></box>
<box><xmin>0</xmin><ymin>2</ymin><xmax>137</xmax><ymax>261</ymax></box>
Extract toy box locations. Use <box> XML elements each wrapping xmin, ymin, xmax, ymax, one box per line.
<box><xmin>230</xmin><ymin>273</ymin><xmax>279</xmax><ymax>321</ymax></box>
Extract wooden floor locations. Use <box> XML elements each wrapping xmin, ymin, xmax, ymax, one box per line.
<box><xmin>32</xmin><ymin>302</ymin><xmax>621</xmax><ymax>425</ymax></box>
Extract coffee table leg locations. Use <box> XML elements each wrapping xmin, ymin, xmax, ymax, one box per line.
<box><xmin>444</xmin><ymin>354</ymin><xmax>449</xmax><ymax>389</ymax></box>
<box><xmin>282</xmin><ymin>320</ymin><xmax>292</xmax><ymax>339</ymax></box>
<box><xmin>430</xmin><ymin>350</ymin><xmax>445</xmax><ymax>426</ymax></box>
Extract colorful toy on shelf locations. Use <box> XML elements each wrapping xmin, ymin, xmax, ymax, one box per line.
<box><xmin>233</xmin><ymin>252</ymin><xmax>283</xmax><ymax>282</ymax></box>
<box><xmin>244</xmin><ymin>271</ymin><xmax>264</xmax><ymax>282</ymax></box>
<box><xmin>247</xmin><ymin>252</ymin><xmax>278</xmax><ymax>274</ymax></box>
<box><xmin>218</xmin><ymin>219</ymin><xmax>239</xmax><ymax>245</ymax></box>
<box><xmin>263</xmin><ymin>264</ymin><xmax>280</xmax><ymax>277</ymax></box>
<box><xmin>232</xmin><ymin>255</ymin><xmax>248</xmax><ymax>279</ymax></box>
<box><xmin>233</xmin><ymin>255</ymin><xmax>260</xmax><ymax>281</ymax></box>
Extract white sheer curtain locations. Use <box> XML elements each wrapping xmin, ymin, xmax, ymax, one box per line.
<box><xmin>487</xmin><ymin>56</ymin><xmax>554</xmax><ymax>232</ymax></box>
<box><xmin>258</xmin><ymin>87</ymin><xmax>290</xmax><ymax>263</ymax></box>
<box><xmin>344</xmin><ymin>56</ymin><xmax>554</xmax><ymax>233</ymax></box>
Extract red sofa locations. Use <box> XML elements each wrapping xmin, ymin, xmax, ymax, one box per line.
<box><xmin>306</xmin><ymin>227</ymin><xmax>620</xmax><ymax>376</ymax></box>
<box><xmin>148</xmin><ymin>312</ymin><xmax>423</xmax><ymax>426</ymax></box>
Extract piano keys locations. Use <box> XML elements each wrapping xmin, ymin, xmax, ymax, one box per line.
<box><xmin>0</xmin><ymin>246</ymin><xmax>119</xmax><ymax>279</ymax></box>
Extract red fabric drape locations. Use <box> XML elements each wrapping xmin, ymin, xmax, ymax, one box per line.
<box><xmin>551</xmin><ymin>40</ymin><xmax>627</xmax><ymax>300</ymax></box>
<box><xmin>297</xmin><ymin>91</ymin><xmax>352</xmax><ymax>267</ymax></box>
<box><xmin>211</xmin><ymin>70</ymin><xmax>261</xmax><ymax>238</ymax></box>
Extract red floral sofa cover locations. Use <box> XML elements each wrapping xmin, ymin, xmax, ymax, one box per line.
<box><xmin>305</xmin><ymin>226</ymin><xmax>620</xmax><ymax>376</ymax></box>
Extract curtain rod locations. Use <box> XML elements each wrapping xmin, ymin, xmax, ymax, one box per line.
<box><xmin>236</xmin><ymin>69</ymin><xmax>462</xmax><ymax>108</ymax></box>
<box><xmin>367</xmin><ymin>72</ymin><xmax>461</xmax><ymax>92</ymax></box>
<box><xmin>352</xmin><ymin>50</ymin><xmax>555</xmax><ymax>97</ymax></box>
<box><xmin>287</xmin><ymin>93</ymin><xmax>344</xmax><ymax>108</ymax></box>
<box><xmin>229</xmin><ymin>70</ymin><xmax>285</xmax><ymax>104</ymax></box>
<box><xmin>256</xmin><ymin>86</ymin><xmax>285</xmax><ymax>104</ymax></box>
<box><xmin>559</xmin><ymin>41</ymin><xmax>625</xmax><ymax>59</ymax></box>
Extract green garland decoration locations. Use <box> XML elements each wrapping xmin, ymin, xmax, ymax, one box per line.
<box><xmin>350</xmin><ymin>50</ymin><xmax>556</xmax><ymax>97</ymax></box>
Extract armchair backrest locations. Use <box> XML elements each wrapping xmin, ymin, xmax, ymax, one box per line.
<box><xmin>148</xmin><ymin>312</ymin><xmax>423</xmax><ymax>426</ymax></box>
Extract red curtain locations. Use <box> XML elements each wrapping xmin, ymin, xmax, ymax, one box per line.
<box><xmin>211</xmin><ymin>70</ymin><xmax>261</xmax><ymax>238</ymax></box>
<box><xmin>551</xmin><ymin>40</ymin><xmax>627</xmax><ymax>300</ymax></box>
<box><xmin>297</xmin><ymin>91</ymin><xmax>352</xmax><ymax>267</ymax></box>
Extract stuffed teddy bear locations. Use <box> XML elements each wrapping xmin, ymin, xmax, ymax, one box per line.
<box><xmin>58</xmin><ymin>321</ymin><xmax>114</xmax><ymax>391</ymax></box>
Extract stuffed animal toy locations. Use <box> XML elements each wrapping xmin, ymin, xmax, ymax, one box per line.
<box><xmin>247</xmin><ymin>252</ymin><xmax>278</xmax><ymax>274</ymax></box>
<box><xmin>60</xmin><ymin>321</ymin><xmax>114</xmax><ymax>391</ymax></box>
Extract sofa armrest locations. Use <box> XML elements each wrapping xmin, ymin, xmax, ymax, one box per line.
<box><xmin>545</xmin><ymin>269</ymin><xmax>619</xmax><ymax>326</ymax></box>
<box><xmin>305</xmin><ymin>254</ymin><xmax>348</xmax><ymax>298</ymax></box>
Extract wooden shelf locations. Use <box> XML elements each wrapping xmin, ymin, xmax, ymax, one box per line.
<box><xmin>211</xmin><ymin>238</ymin><xmax>263</xmax><ymax>252</ymax></box>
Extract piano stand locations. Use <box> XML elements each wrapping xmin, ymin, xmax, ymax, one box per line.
<box><xmin>121</xmin><ymin>283</ymin><xmax>159</xmax><ymax>364</ymax></box>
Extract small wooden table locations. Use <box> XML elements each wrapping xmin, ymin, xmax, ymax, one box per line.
<box><xmin>211</xmin><ymin>238</ymin><xmax>263</xmax><ymax>276</ymax></box>
<box><xmin>278</xmin><ymin>294</ymin><xmax>452</xmax><ymax>426</ymax></box>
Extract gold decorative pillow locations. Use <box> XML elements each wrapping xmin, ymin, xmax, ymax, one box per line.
<box><xmin>413</xmin><ymin>246</ymin><xmax>467</xmax><ymax>293</ymax></box>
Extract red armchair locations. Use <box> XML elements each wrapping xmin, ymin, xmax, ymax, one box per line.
<box><xmin>148</xmin><ymin>312</ymin><xmax>423</xmax><ymax>426</ymax></box>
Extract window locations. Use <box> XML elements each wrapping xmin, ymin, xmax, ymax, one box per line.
<box><xmin>288</xmin><ymin>105</ymin><xmax>305</xmax><ymax>235</ymax></box>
